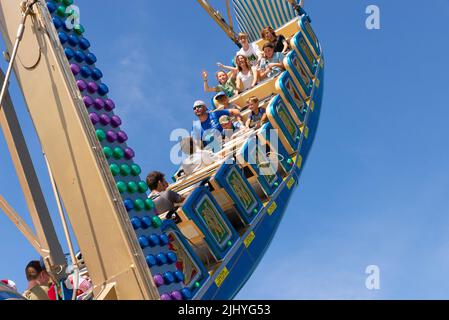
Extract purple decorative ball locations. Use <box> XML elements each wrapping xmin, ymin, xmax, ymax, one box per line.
<box><xmin>160</xmin><ymin>294</ymin><xmax>172</xmax><ymax>301</ymax></box>
<box><xmin>83</xmin><ymin>96</ymin><xmax>94</xmax><ymax>108</ymax></box>
<box><xmin>106</xmin><ymin>131</ymin><xmax>118</xmax><ymax>143</ymax></box>
<box><xmin>117</xmin><ymin>131</ymin><xmax>128</xmax><ymax>143</ymax></box>
<box><xmin>89</xmin><ymin>113</ymin><xmax>100</xmax><ymax>125</ymax></box>
<box><xmin>111</xmin><ymin>115</ymin><xmax>122</xmax><ymax>128</ymax></box>
<box><xmin>77</xmin><ymin>80</ymin><xmax>87</xmax><ymax>92</ymax></box>
<box><xmin>104</xmin><ymin>99</ymin><xmax>115</xmax><ymax>111</ymax></box>
<box><xmin>124</xmin><ymin>148</ymin><xmax>135</xmax><ymax>160</ymax></box>
<box><xmin>87</xmin><ymin>82</ymin><xmax>99</xmax><ymax>94</ymax></box>
<box><xmin>170</xmin><ymin>291</ymin><xmax>183</xmax><ymax>301</ymax></box>
<box><xmin>99</xmin><ymin>114</ymin><xmax>111</xmax><ymax>126</ymax></box>
<box><xmin>153</xmin><ymin>275</ymin><xmax>164</xmax><ymax>287</ymax></box>
<box><xmin>94</xmin><ymin>98</ymin><xmax>105</xmax><ymax>110</ymax></box>
<box><xmin>70</xmin><ymin>64</ymin><xmax>81</xmax><ymax>75</ymax></box>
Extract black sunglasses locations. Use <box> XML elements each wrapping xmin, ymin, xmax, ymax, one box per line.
<box><xmin>193</xmin><ymin>105</ymin><xmax>205</xmax><ymax>110</ymax></box>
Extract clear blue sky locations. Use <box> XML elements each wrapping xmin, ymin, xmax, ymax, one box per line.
<box><xmin>1</xmin><ymin>0</ymin><xmax>449</xmax><ymax>299</ymax></box>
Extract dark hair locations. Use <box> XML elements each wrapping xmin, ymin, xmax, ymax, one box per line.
<box><xmin>25</xmin><ymin>260</ymin><xmax>44</xmax><ymax>281</ymax></box>
<box><xmin>146</xmin><ymin>171</ymin><xmax>165</xmax><ymax>191</ymax></box>
<box><xmin>263</xmin><ymin>42</ymin><xmax>275</xmax><ymax>50</ymax></box>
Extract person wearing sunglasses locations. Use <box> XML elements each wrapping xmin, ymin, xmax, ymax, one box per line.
<box><xmin>191</xmin><ymin>100</ymin><xmax>242</xmax><ymax>148</ymax></box>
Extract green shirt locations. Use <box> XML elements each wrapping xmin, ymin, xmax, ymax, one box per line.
<box><xmin>217</xmin><ymin>77</ymin><xmax>237</xmax><ymax>98</ymax></box>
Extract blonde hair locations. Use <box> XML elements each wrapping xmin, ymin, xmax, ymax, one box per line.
<box><xmin>238</xmin><ymin>32</ymin><xmax>249</xmax><ymax>40</ymax></box>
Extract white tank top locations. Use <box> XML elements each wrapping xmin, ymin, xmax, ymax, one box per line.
<box><xmin>238</xmin><ymin>70</ymin><xmax>254</xmax><ymax>91</ymax></box>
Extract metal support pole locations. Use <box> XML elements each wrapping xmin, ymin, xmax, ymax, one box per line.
<box><xmin>0</xmin><ymin>67</ymin><xmax>67</xmax><ymax>280</ymax></box>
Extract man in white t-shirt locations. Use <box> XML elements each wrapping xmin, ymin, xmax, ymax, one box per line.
<box><xmin>236</xmin><ymin>32</ymin><xmax>262</xmax><ymax>67</ymax></box>
<box><xmin>180</xmin><ymin>136</ymin><xmax>223</xmax><ymax>177</ymax></box>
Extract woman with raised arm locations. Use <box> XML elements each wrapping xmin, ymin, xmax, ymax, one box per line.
<box><xmin>235</xmin><ymin>55</ymin><xmax>258</xmax><ymax>93</ymax></box>
<box><xmin>202</xmin><ymin>70</ymin><xmax>238</xmax><ymax>98</ymax></box>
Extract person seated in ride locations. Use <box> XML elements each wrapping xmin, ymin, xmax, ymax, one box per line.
<box><xmin>191</xmin><ymin>100</ymin><xmax>242</xmax><ymax>147</ymax></box>
<box><xmin>179</xmin><ymin>136</ymin><xmax>223</xmax><ymax>178</ymax></box>
<box><xmin>214</xmin><ymin>91</ymin><xmax>241</xmax><ymax>110</ymax></box>
<box><xmin>219</xmin><ymin>115</ymin><xmax>246</xmax><ymax>141</ymax></box>
<box><xmin>235</xmin><ymin>32</ymin><xmax>262</xmax><ymax>67</ymax></box>
<box><xmin>202</xmin><ymin>69</ymin><xmax>238</xmax><ymax>98</ymax></box>
<box><xmin>23</xmin><ymin>260</ymin><xmax>52</xmax><ymax>300</ymax></box>
<box><xmin>245</xmin><ymin>96</ymin><xmax>268</xmax><ymax>129</ymax></box>
<box><xmin>235</xmin><ymin>55</ymin><xmax>259</xmax><ymax>93</ymax></box>
<box><xmin>261</xmin><ymin>26</ymin><xmax>290</xmax><ymax>55</ymax></box>
<box><xmin>288</xmin><ymin>0</ymin><xmax>306</xmax><ymax>15</ymax></box>
<box><xmin>147</xmin><ymin>171</ymin><xmax>185</xmax><ymax>224</ymax></box>
<box><xmin>217</xmin><ymin>55</ymin><xmax>258</xmax><ymax>93</ymax></box>
<box><xmin>258</xmin><ymin>43</ymin><xmax>285</xmax><ymax>81</ymax></box>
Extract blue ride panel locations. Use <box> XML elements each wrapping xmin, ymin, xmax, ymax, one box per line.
<box><xmin>299</xmin><ymin>60</ymin><xmax>325</xmax><ymax>169</ymax></box>
<box><xmin>277</xmin><ymin>72</ymin><xmax>308</xmax><ymax>125</ymax></box>
<box><xmin>161</xmin><ymin>222</ymin><xmax>210</xmax><ymax>296</ymax></box>
<box><xmin>213</xmin><ymin>162</ymin><xmax>263</xmax><ymax>225</ymax></box>
<box><xmin>266</xmin><ymin>95</ymin><xmax>301</xmax><ymax>154</ymax></box>
<box><xmin>284</xmin><ymin>50</ymin><xmax>313</xmax><ymax>99</ymax></box>
<box><xmin>181</xmin><ymin>186</ymin><xmax>238</xmax><ymax>260</ymax></box>
<box><xmin>299</xmin><ymin>16</ymin><xmax>322</xmax><ymax>57</ymax></box>
<box><xmin>237</xmin><ymin>136</ymin><xmax>283</xmax><ymax>197</ymax></box>
<box><xmin>291</xmin><ymin>30</ymin><xmax>318</xmax><ymax>77</ymax></box>
<box><xmin>258</xmin><ymin>122</ymin><xmax>295</xmax><ymax>174</ymax></box>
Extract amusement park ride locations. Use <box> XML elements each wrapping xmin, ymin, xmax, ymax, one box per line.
<box><xmin>0</xmin><ymin>0</ymin><xmax>324</xmax><ymax>300</ymax></box>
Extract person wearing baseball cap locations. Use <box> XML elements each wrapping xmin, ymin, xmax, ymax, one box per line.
<box><xmin>214</xmin><ymin>92</ymin><xmax>241</xmax><ymax>110</ymax></box>
<box><xmin>191</xmin><ymin>99</ymin><xmax>242</xmax><ymax>147</ymax></box>
<box><xmin>219</xmin><ymin>114</ymin><xmax>244</xmax><ymax>141</ymax></box>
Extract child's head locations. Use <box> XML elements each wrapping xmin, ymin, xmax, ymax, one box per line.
<box><xmin>215</xmin><ymin>70</ymin><xmax>228</xmax><ymax>85</ymax></box>
<box><xmin>238</xmin><ymin>33</ymin><xmax>249</xmax><ymax>45</ymax></box>
<box><xmin>215</xmin><ymin>92</ymin><xmax>229</xmax><ymax>105</ymax></box>
<box><xmin>262</xmin><ymin>42</ymin><xmax>275</xmax><ymax>58</ymax></box>
<box><xmin>219</xmin><ymin>115</ymin><xmax>233</xmax><ymax>130</ymax></box>
<box><xmin>247</xmin><ymin>96</ymin><xmax>259</xmax><ymax>112</ymax></box>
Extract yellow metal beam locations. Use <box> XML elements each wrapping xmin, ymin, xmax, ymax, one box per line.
<box><xmin>0</xmin><ymin>0</ymin><xmax>159</xmax><ymax>300</ymax></box>
<box><xmin>196</xmin><ymin>0</ymin><xmax>240</xmax><ymax>46</ymax></box>
<box><xmin>0</xmin><ymin>195</ymin><xmax>42</xmax><ymax>256</ymax></box>
<box><xmin>0</xmin><ymin>68</ymin><xmax>67</xmax><ymax>279</ymax></box>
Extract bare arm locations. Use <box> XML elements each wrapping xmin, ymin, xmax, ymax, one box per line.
<box><xmin>260</xmin><ymin>113</ymin><xmax>268</xmax><ymax>124</ymax></box>
<box><xmin>217</xmin><ymin>62</ymin><xmax>238</xmax><ymax>75</ymax></box>
<box><xmin>245</xmin><ymin>117</ymin><xmax>251</xmax><ymax>128</ymax></box>
<box><xmin>282</xmin><ymin>39</ymin><xmax>290</xmax><ymax>54</ymax></box>
<box><xmin>229</xmin><ymin>109</ymin><xmax>243</xmax><ymax>123</ymax></box>
<box><xmin>251</xmin><ymin>66</ymin><xmax>259</xmax><ymax>88</ymax></box>
<box><xmin>236</xmin><ymin>74</ymin><xmax>243</xmax><ymax>93</ymax></box>
<box><xmin>202</xmin><ymin>71</ymin><xmax>217</xmax><ymax>93</ymax></box>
